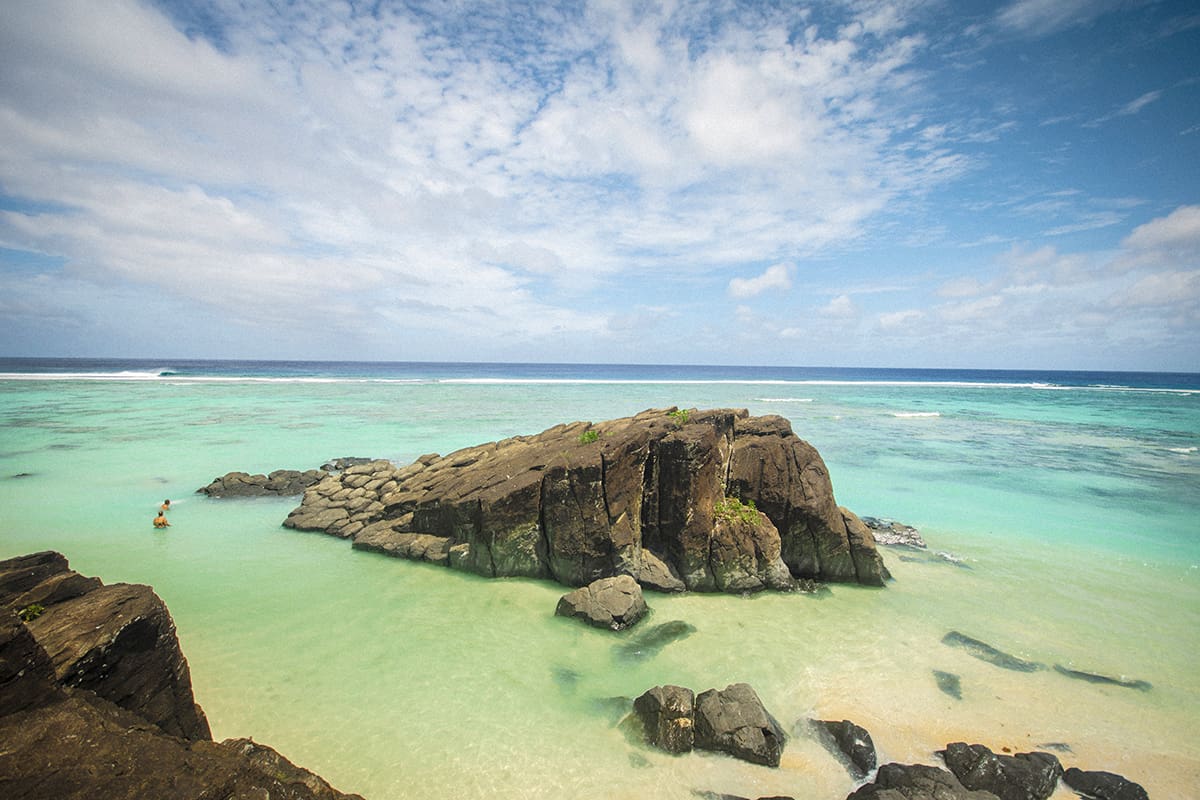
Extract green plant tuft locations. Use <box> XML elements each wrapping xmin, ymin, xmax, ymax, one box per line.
<box><xmin>669</xmin><ymin>408</ymin><xmax>690</xmax><ymax>426</ymax></box>
<box><xmin>578</xmin><ymin>429</ymin><xmax>600</xmax><ymax>444</ymax></box>
<box><xmin>18</xmin><ymin>603</ymin><xmax>45</xmax><ymax>622</ymax></box>
<box><xmin>714</xmin><ymin>496</ymin><xmax>759</xmax><ymax>525</ymax></box>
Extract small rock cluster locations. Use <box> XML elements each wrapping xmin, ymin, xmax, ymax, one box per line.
<box><xmin>843</xmin><ymin>737</ymin><xmax>1148</xmax><ymax>800</ymax></box>
<box><xmin>633</xmin><ymin>683</ymin><xmax>787</xmax><ymax>767</ymax></box>
<box><xmin>197</xmin><ymin>468</ymin><xmax>328</xmax><ymax>497</ymax></box>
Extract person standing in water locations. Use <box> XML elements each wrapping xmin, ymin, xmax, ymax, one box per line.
<box><xmin>153</xmin><ymin>510</ymin><xmax>170</xmax><ymax>528</ymax></box>
<box><xmin>160</xmin><ymin>499</ymin><xmax>171</xmax><ymax>512</ymax></box>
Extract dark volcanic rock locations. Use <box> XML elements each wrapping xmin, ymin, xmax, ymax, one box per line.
<box><xmin>0</xmin><ymin>691</ymin><xmax>364</xmax><ymax>800</ymax></box>
<box><xmin>198</xmin><ymin>467</ymin><xmax>328</xmax><ymax>497</ymax></box>
<box><xmin>847</xmin><ymin>762</ymin><xmax>999</xmax><ymax>799</ymax></box>
<box><xmin>281</xmin><ymin>408</ymin><xmax>889</xmax><ymax>593</ymax></box>
<box><xmin>942</xmin><ymin>631</ymin><xmax>1045</xmax><ymax>672</ymax></box>
<box><xmin>811</xmin><ymin>718</ymin><xmax>877</xmax><ymax>778</ymax></box>
<box><xmin>939</xmin><ymin>742</ymin><xmax>1062</xmax><ymax>800</ymax></box>
<box><xmin>694</xmin><ymin>683</ymin><xmax>786</xmax><ymax>767</ymax></box>
<box><xmin>0</xmin><ymin>552</ymin><xmax>363</xmax><ymax>800</ymax></box>
<box><xmin>1062</xmin><ymin>767</ymin><xmax>1149</xmax><ymax>800</ymax></box>
<box><xmin>555</xmin><ymin>575</ymin><xmax>649</xmax><ymax>630</ymax></box>
<box><xmin>633</xmin><ymin>684</ymin><xmax>696</xmax><ymax>754</ymax></box>
<box><xmin>0</xmin><ymin>552</ymin><xmax>209</xmax><ymax>740</ymax></box>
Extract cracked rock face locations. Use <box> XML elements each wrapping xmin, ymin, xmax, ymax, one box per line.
<box><xmin>284</xmin><ymin>408</ymin><xmax>889</xmax><ymax>592</ymax></box>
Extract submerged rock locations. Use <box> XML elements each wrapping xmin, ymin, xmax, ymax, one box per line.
<box><xmin>942</xmin><ymin>631</ymin><xmax>1045</xmax><ymax>672</ymax></box>
<box><xmin>555</xmin><ymin>575</ymin><xmax>649</xmax><ymax>631</ymax></box>
<box><xmin>614</xmin><ymin>619</ymin><xmax>696</xmax><ymax>662</ymax></box>
<box><xmin>0</xmin><ymin>552</ymin><xmax>363</xmax><ymax>800</ymax></box>
<box><xmin>934</xmin><ymin>669</ymin><xmax>963</xmax><ymax>700</ymax></box>
<box><xmin>1062</xmin><ymin>767</ymin><xmax>1149</xmax><ymax>800</ymax></box>
<box><xmin>1053</xmin><ymin>664</ymin><xmax>1152</xmax><ymax>692</ymax></box>
<box><xmin>939</xmin><ymin>742</ymin><xmax>1062</xmax><ymax>800</ymax></box>
<box><xmin>280</xmin><ymin>408</ymin><xmax>890</xmax><ymax>593</ymax></box>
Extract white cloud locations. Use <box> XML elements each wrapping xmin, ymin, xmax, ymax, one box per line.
<box><xmin>1109</xmin><ymin>270</ymin><xmax>1200</xmax><ymax>308</ymax></box>
<box><xmin>728</xmin><ymin>263</ymin><xmax>793</xmax><ymax>299</ymax></box>
<box><xmin>1120</xmin><ymin>205</ymin><xmax>1200</xmax><ymax>255</ymax></box>
<box><xmin>819</xmin><ymin>294</ymin><xmax>859</xmax><ymax>319</ymax></box>
<box><xmin>995</xmin><ymin>0</ymin><xmax>1127</xmax><ymax>37</ymax></box>
<box><xmin>1117</xmin><ymin>90</ymin><xmax>1163</xmax><ymax>116</ymax></box>
<box><xmin>877</xmin><ymin>309</ymin><xmax>924</xmax><ymax>330</ymax></box>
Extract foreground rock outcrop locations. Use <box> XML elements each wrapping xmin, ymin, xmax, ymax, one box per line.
<box><xmin>939</xmin><ymin>742</ymin><xmax>1062</xmax><ymax>800</ymax></box>
<box><xmin>0</xmin><ymin>552</ymin><xmax>363</xmax><ymax>800</ymax></box>
<box><xmin>282</xmin><ymin>408</ymin><xmax>889</xmax><ymax>592</ymax></box>
<box><xmin>634</xmin><ymin>682</ymin><xmax>786</xmax><ymax>767</ymax></box>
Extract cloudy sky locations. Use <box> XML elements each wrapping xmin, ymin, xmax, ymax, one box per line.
<box><xmin>1</xmin><ymin>0</ymin><xmax>1197</xmax><ymax>370</ymax></box>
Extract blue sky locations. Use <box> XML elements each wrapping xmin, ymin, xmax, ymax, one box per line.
<box><xmin>0</xmin><ymin>0</ymin><xmax>1197</xmax><ymax>370</ymax></box>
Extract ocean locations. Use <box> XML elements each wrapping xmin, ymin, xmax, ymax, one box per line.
<box><xmin>1</xmin><ymin>359</ymin><xmax>1197</xmax><ymax>799</ymax></box>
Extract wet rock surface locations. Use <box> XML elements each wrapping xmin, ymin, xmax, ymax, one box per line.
<box><xmin>1062</xmin><ymin>767</ymin><xmax>1149</xmax><ymax>800</ymax></box>
<box><xmin>810</xmin><ymin>718</ymin><xmax>877</xmax><ymax>778</ymax></box>
<box><xmin>633</xmin><ymin>684</ymin><xmax>695</xmax><ymax>754</ymax></box>
<box><xmin>279</xmin><ymin>408</ymin><xmax>889</xmax><ymax>593</ymax></box>
<box><xmin>939</xmin><ymin>742</ymin><xmax>1062</xmax><ymax>800</ymax></box>
<box><xmin>847</xmin><ymin>762</ymin><xmax>999</xmax><ymax>799</ymax></box>
<box><xmin>0</xmin><ymin>552</ymin><xmax>364</xmax><ymax>800</ymax></box>
<box><xmin>694</xmin><ymin>683</ymin><xmax>787</xmax><ymax>767</ymax></box>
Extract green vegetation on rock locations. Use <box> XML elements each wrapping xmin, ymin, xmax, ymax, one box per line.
<box><xmin>714</xmin><ymin>496</ymin><xmax>759</xmax><ymax>525</ymax></box>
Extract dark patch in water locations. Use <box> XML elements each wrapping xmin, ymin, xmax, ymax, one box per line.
<box><xmin>47</xmin><ymin>443</ymin><xmax>79</xmax><ymax>450</ymax></box>
<box><xmin>934</xmin><ymin>669</ymin><xmax>962</xmax><ymax>700</ymax></box>
<box><xmin>1037</xmin><ymin>742</ymin><xmax>1074</xmax><ymax>754</ymax></box>
<box><xmin>1053</xmin><ymin>664</ymin><xmax>1152</xmax><ymax>692</ymax></box>
<box><xmin>588</xmin><ymin>695</ymin><xmax>632</xmax><ymax>726</ymax></box>
<box><xmin>9</xmin><ymin>472</ymin><xmax>34</xmax><ymax>479</ymax></box>
<box><xmin>942</xmin><ymin>631</ymin><xmax>1044</xmax><ymax>672</ymax></box>
<box><xmin>614</xmin><ymin>620</ymin><xmax>697</xmax><ymax>662</ymax></box>
<box><xmin>899</xmin><ymin>551</ymin><xmax>971</xmax><ymax>569</ymax></box>
<box><xmin>551</xmin><ymin>665</ymin><xmax>581</xmax><ymax>694</ymax></box>
<box><xmin>627</xmin><ymin>751</ymin><xmax>651</xmax><ymax>768</ymax></box>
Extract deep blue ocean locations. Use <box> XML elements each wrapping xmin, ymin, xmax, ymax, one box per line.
<box><xmin>1</xmin><ymin>358</ymin><xmax>1197</xmax><ymax>798</ymax></box>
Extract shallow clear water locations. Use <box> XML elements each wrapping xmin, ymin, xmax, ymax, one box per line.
<box><xmin>0</xmin><ymin>361</ymin><xmax>1197</xmax><ymax>799</ymax></box>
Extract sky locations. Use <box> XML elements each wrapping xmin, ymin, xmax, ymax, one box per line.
<box><xmin>0</xmin><ymin>0</ymin><xmax>1198</xmax><ymax>371</ymax></box>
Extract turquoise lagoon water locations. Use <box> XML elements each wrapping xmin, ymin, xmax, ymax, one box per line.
<box><xmin>0</xmin><ymin>360</ymin><xmax>1198</xmax><ymax>799</ymax></box>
